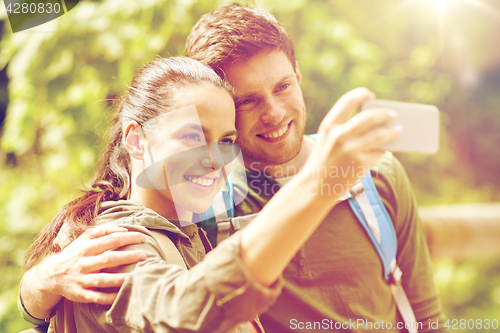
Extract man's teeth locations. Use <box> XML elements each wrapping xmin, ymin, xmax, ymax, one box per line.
<box><xmin>261</xmin><ymin>124</ymin><xmax>288</xmax><ymax>139</ymax></box>
<box><xmin>184</xmin><ymin>176</ymin><xmax>215</xmax><ymax>187</ymax></box>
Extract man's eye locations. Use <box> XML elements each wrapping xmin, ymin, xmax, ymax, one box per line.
<box><xmin>236</xmin><ymin>98</ymin><xmax>255</xmax><ymax>108</ymax></box>
<box><xmin>184</xmin><ymin>134</ymin><xmax>201</xmax><ymax>141</ymax></box>
<box><xmin>276</xmin><ymin>83</ymin><xmax>289</xmax><ymax>92</ymax></box>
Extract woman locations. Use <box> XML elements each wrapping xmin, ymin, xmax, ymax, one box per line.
<box><xmin>23</xmin><ymin>57</ymin><xmax>399</xmax><ymax>332</ymax></box>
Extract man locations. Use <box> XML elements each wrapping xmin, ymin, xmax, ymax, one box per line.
<box><xmin>20</xmin><ymin>3</ymin><xmax>446</xmax><ymax>333</ymax></box>
<box><xmin>184</xmin><ymin>4</ymin><xmax>446</xmax><ymax>333</ymax></box>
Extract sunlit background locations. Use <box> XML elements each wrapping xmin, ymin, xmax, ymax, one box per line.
<box><xmin>1</xmin><ymin>0</ymin><xmax>500</xmax><ymax>331</ymax></box>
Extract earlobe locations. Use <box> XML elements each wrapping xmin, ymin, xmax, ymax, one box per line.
<box><xmin>295</xmin><ymin>61</ymin><xmax>302</xmax><ymax>85</ymax></box>
<box><xmin>124</xmin><ymin>122</ymin><xmax>144</xmax><ymax>160</ymax></box>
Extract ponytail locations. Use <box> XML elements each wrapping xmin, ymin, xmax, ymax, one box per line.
<box><xmin>23</xmin><ymin>116</ymin><xmax>130</xmax><ymax>270</ymax></box>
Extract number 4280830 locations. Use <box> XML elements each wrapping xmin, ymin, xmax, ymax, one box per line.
<box><xmin>5</xmin><ymin>2</ymin><xmax>62</xmax><ymax>15</ymax></box>
<box><xmin>444</xmin><ymin>318</ymin><xmax>499</xmax><ymax>330</ymax></box>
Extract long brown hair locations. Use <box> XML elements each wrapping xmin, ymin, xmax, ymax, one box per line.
<box><xmin>24</xmin><ymin>57</ymin><xmax>231</xmax><ymax>270</ymax></box>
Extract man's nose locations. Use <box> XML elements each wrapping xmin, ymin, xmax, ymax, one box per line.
<box><xmin>260</xmin><ymin>97</ymin><xmax>286</xmax><ymax>125</ymax></box>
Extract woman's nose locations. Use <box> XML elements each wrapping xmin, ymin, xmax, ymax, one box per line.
<box><xmin>200</xmin><ymin>156</ymin><xmax>213</xmax><ymax>169</ymax></box>
<box><xmin>200</xmin><ymin>143</ymin><xmax>225</xmax><ymax>171</ymax></box>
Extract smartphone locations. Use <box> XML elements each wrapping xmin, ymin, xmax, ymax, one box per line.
<box><xmin>361</xmin><ymin>99</ymin><xmax>440</xmax><ymax>154</ymax></box>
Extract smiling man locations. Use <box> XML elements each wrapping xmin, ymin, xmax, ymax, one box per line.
<box><xmin>185</xmin><ymin>3</ymin><xmax>447</xmax><ymax>333</ymax></box>
<box><xmin>226</xmin><ymin>50</ymin><xmax>307</xmax><ymax>168</ymax></box>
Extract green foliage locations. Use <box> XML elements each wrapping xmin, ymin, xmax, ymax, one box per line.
<box><xmin>434</xmin><ymin>258</ymin><xmax>500</xmax><ymax>331</ymax></box>
<box><xmin>1</xmin><ymin>0</ymin><xmax>499</xmax><ymax>331</ymax></box>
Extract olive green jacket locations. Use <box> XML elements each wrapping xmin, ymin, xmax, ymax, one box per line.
<box><xmin>48</xmin><ymin>200</ymin><xmax>282</xmax><ymax>333</ymax></box>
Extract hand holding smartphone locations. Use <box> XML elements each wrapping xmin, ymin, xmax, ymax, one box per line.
<box><xmin>361</xmin><ymin>100</ymin><xmax>440</xmax><ymax>154</ymax></box>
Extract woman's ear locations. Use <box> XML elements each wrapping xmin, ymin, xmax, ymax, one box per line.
<box><xmin>124</xmin><ymin>121</ymin><xmax>145</xmax><ymax>160</ymax></box>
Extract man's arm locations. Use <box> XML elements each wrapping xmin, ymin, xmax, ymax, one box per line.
<box><xmin>239</xmin><ymin>87</ymin><xmax>401</xmax><ymax>287</ymax></box>
<box><xmin>20</xmin><ymin>225</ymin><xmax>146</xmax><ymax>321</ymax></box>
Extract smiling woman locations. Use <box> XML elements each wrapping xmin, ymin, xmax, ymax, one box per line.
<box><xmin>127</xmin><ymin>86</ymin><xmax>237</xmax><ymax>223</ymax></box>
<box><xmin>24</xmin><ymin>57</ymin><xmax>237</xmax><ymax>270</ymax></box>
<box><xmin>21</xmin><ymin>57</ymin><xmax>276</xmax><ymax>333</ymax></box>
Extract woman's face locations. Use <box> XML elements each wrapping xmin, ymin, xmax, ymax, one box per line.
<box><xmin>142</xmin><ymin>83</ymin><xmax>237</xmax><ymax>220</ymax></box>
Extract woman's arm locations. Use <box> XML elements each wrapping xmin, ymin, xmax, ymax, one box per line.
<box><xmin>239</xmin><ymin>87</ymin><xmax>401</xmax><ymax>286</ymax></box>
<box><xmin>20</xmin><ymin>225</ymin><xmax>146</xmax><ymax>321</ymax></box>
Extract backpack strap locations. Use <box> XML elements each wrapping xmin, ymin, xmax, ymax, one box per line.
<box><xmin>149</xmin><ymin>231</ymin><xmax>187</xmax><ymax>270</ymax></box>
<box><xmin>348</xmin><ymin>173</ymin><xmax>397</xmax><ymax>280</ymax></box>
<box><xmin>348</xmin><ymin>173</ymin><xmax>417</xmax><ymax>333</ymax></box>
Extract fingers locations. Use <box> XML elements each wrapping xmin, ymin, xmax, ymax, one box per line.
<box><xmin>320</xmin><ymin>87</ymin><xmax>375</xmax><ymax>131</ymax></box>
<box><xmin>68</xmin><ymin>289</ymin><xmax>119</xmax><ymax>305</ymax></box>
<box><xmin>348</xmin><ymin>124</ymin><xmax>402</xmax><ymax>152</ymax></box>
<box><xmin>81</xmin><ymin>250</ymin><xmax>147</xmax><ymax>272</ymax></box>
<box><xmin>339</xmin><ymin>108</ymin><xmax>396</xmax><ymax>138</ymax></box>
<box><xmin>79</xmin><ymin>273</ymin><xmax>130</xmax><ymax>289</ymax></box>
<box><xmin>83</xmin><ymin>225</ymin><xmax>129</xmax><ymax>240</ymax></box>
<box><xmin>85</xmin><ymin>232</ymin><xmax>147</xmax><ymax>256</ymax></box>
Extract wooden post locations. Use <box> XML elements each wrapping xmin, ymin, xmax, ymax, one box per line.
<box><xmin>419</xmin><ymin>203</ymin><xmax>500</xmax><ymax>259</ymax></box>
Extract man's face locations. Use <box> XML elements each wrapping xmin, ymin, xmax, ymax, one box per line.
<box><xmin>224</xmin><ymin>50</ymin><xmax>306</xmax><ymax>167</ymax></box>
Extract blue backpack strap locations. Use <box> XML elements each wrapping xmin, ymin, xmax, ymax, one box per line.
<box><xmin>348</xmin><ymin>172</ymin><xmax>397</xmax><ymax>280</ymax></box>
<box><xmin>349</xmin><ymin>175</ymin><xmax>417</xmax><ymax>331</ymax></box>
<box><xmin>308</xmin><ymin>133</ymin><xmax>319</xmax><ymax>140</ymax></box>
<box><xmin>224</xmin><ymin>173</ymin><xmax>235</xmax><ymax>218</ymax></box>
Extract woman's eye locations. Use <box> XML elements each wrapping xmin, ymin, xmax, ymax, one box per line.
<box><xmin>184</xmin><ymin>134</ymin><xmax>201</xmax><ymax>141</ymax></box>
<box><xmin>220</xmin><ymin>138</ymin><xmax>234</xmax><ymax>145</ymax></box>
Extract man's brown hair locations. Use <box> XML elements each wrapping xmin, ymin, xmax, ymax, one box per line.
<box><xmin>185</xmin><ymin>3</ymin><xmax>296</xmax><ymax>78</ymax></box>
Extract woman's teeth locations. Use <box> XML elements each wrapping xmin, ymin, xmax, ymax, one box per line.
<box><xmin>184</xmin><ymin>175</ymin><xmax>215</xmax><ymax>187</ymax></box>
<box><xmin>260</xmin><ymin>124</ymin><xmax>288</xmax><ymax>139</ymax></box>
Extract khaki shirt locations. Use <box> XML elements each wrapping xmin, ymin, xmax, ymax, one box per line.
<box><xmin>48</xmin><ymin>200</ymin><xmax>282</xmax><ymax>333</ymax></box>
